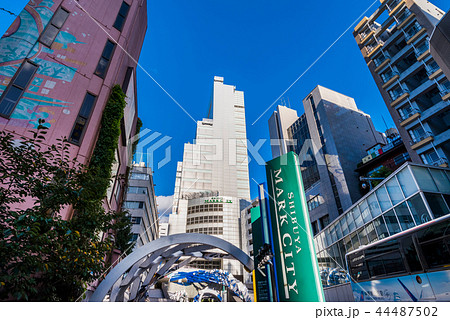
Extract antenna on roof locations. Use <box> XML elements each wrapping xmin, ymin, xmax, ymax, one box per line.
<box><xmin>381</xmin><ymin>114</ymin><xmax>389</xmax><ymax>131</ymax></box>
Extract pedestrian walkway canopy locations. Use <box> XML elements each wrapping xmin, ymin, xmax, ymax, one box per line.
<box><xmin>88</xmin><ymin>233</ymin><xmax>254</xmax><ymax>302</ymax></box>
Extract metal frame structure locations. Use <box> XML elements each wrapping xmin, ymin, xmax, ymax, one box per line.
<box><xmin>88</xmin><ymin>233</ymin><xmax>254</xmax><ymax>302</ymax></box>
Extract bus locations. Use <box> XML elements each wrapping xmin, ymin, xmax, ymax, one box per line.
<box><xmin>346</xmin><ymin>215</ymin><xmax>450</xmax><ymax>302</ymax></box>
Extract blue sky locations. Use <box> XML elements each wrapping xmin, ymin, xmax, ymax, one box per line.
<box><xmin>1</xmin><ymin>0</ymin><xmax>449</xmax><ymax>205</ymax></box>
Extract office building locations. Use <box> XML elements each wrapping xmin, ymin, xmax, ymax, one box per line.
<box><xmin>269</xmin><ymin>86</ymin><xmax>386</xmax><ymax>234</ymax></box>
<box><xmin>0</xmin><ymin>0</ymin><xmax>147</xmax><ymax>218</ymax></box>
<box><xmin>123</xmin><ymin>163</ymin><xmax>159</xmax><ymax>247</ymax></box>
<box><xmin>314</xmin><ymin>162</ymin><xmax>450</xmax><ymax>301</ymax></box>
<box><xmin>353</xmin><ymin>0</ymin><xmax>450</xmax><ymax>168</ymax></box>
<box><xmin>239</xmin><ymin>199</ymin><xmax>259</xmax><ymax>284</ymax></box>
<box><xmin>430</xmin><ymin>11</ymin><xmax>450</xmax><ymax>79</ymax></box>
<box><xmin>167</xmin><ymin>76</ymin><xmax>251</xmax><ymax>276</ymax></box>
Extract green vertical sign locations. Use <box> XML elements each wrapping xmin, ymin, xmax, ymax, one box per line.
<box><xmin>265</xmin><ymin>152</ymin><xmax>324</xmax><ymax>302</ymax></box>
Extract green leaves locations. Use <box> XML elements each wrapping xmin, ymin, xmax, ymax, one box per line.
<box><xmin>0</xmin><ymin>86</ymin><xmax>128</xmax><ymax>301</ymax></box>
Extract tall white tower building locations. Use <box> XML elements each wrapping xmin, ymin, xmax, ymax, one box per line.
<box><xmin>167</xmin><ymin>76</ymin><xmax>251</xmax><ymax>275</ymax></box>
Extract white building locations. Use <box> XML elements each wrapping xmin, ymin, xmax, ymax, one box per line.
<box><xmin>167</xmin><ymin>76</ymin><xmax>251</xmax><ymax>275</ymax></box>
<box><xmin>123</xmin><ymin>162</ymin><xmax>159</xmax><ymax>248</ymax></box>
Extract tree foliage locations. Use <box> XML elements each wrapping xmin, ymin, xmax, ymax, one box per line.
<box><xmin>0</xmin><ymin>85</ymin><xmax>132</xmax><ymax>301</ymax></box>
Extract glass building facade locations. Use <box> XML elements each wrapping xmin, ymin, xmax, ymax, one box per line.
<box><xmin>313</xmin><ymin>162</ymin><xmax>450</xmax><ymax>288</ymax></box>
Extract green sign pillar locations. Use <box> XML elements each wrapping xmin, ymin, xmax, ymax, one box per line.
<box><xmin>265</xmin><ymin>152</ymin><xmax>324</xmax><ymax>302</ymax></box>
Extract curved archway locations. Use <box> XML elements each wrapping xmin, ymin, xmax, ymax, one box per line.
<box><xmin>88</xmin><ymin>233</ymin><xmax>254</xmax><ymax>302</ymax></box>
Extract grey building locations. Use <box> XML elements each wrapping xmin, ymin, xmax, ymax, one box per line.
<box><xmin>269</xmin><ymin>86</ymin><xmax>386</xmax><ymax>234</ymax></box>
<box><xmin>353</xmin><ymin>0</ymin><xmax>450</xmax><ymax>167</ymax></box>
<box><xmin>430</xmin><ymin>11</ymin><xmax>450</xmax><ymax>80</ymax></box>
<box><xmin>123</xmin><ymin>162</ymin><xmax>159</xmax><ymax>248</ymax></box>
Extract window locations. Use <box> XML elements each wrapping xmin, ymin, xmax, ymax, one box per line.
<box><xmin>39</xmin><ymin>7</ymin><xmax>70</xmax><ymax>47</ymax></box>
<box><xmin>376</xmin><ymin>186</ymin><xmax>392</xmax><ymax>212</ymax></box>
<box><xmin>384</xmin><ymin>209</ymin><xmax>401</xmax><ymax>235</ymax></box>
<box><xmin>131</xmin><ymin>234</ymin><xmax>139</xmax><ymax>242</ymax></box>
<box><xmin>127</xmin><ymin>186</ymin><xmax>147</xmax><ymax>194</ymax></box>
<box><xmin>417</xmin><ymin>221</ymin><xmax>450</xmax><ymax>269</ymax></box>
<box><xmin>407</xmin><ymin>194</ymin><xmax>431</xmax><ymax>225</ymax></box>
<box><xmin>424</xmin><ymin>193</ymin><xmax>449</xmax><ymax>219</ymax></box>
<box><xmin>400</xmin><ymin>236</ymin><xmax>422</xmax><ymax>273</ymax></box>
<box><xmin>113</xmin><ymin>1</ymin><xmax>130</xmax><ymax>31</ymax></box>
<box><xmin>123</xmin><ymin>201</ymin><xmax>144</xmax><ymax>209</ymax></box>
<box><xmin>394</xmin><ymin>202</ymin><xmax>415</xmax><ymax>230</ymax></box>
<box><xmin>130</xmin><ymin>173</ymin><xmax>149</xmax><ymax>180</ymax></box>
<box><xmin>95</xmin><ymin>40</ymin><xmax>116</xmax><ymax>78</ymax></box>
<box><xmin>68</xmin><ymin>93</ymin><xmax>96</xmax><ymax>144</ymax></box>
<box><xmin>0</xmin><ymin>60</ymin><xmax>38</xmax><ymax>118</ymax></box>
<box><xmin>130</xmin><ymin>217</ymin><xmax>141</xmax><ymax>224</ymax></box>
<box><xmin>373</xmin><ymin>216</ymin><xmax>389</xmax><ymax>240</ymax></box>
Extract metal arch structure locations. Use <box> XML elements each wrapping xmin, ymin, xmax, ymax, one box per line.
<box><xmin>88</xmin><ymin>233</ymin><xmax>254</xmax><ymax>302</ymax></box>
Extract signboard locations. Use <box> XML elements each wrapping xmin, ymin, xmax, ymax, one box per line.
<box><xmin>250</xmin><ymin>206</ymin><xmax>271</xmax><ymax>302</ymax></box>
<box><xmin>204</xmin><ymin>197</ymin><xmax>232</xmax><ymax>204</ymax></box>
<box><xmin>265</xmin><ymin>151</ymin><xmax>324</xmax><ymax>302</ymax></box>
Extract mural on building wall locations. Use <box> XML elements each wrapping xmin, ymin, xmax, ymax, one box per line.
<box><xmin>0</xmin><ymin>0</ymin><xmax>89</xmax><ymax>128</ymax></box>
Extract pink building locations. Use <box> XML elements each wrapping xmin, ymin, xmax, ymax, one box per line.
<box><xmin>0</xmin><ymin>0</ymin><xmax>147</xmax><ymax>218</ymax></box>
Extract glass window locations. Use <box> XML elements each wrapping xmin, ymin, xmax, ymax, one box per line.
<box><xmin>367</xmin><ymin>193</ymin><xmax>382</xmax><ymax>218</ymax></box>
<box><xmin>411</xmin><ymin>166</ymin><xmax>438</xmax><ymax>192</ymax></box>
<box><xmin>373</xmin><ymin>216</ymin><xmax>389</xmax><ymax>240</ymax></box>
<box><xmin>348</xmin><ymin>251</ymin><xmax>369</xmax><ymax>282</ymax></box>
<box><xmin>353</xmin><ymin>207</ymin><xmax>364</xmax><ymax>229</ymax></box>
<box><xmin>424</xmin><ymin>193</ymin><xmax>449</xmax><ymax>219</ymax></box>
<box><xmin>39</xmin><ymin>7</ymin><xmax>70</xmax><ymax>47</ymax></box>
<box><xmin>350</xmin><ymin>232</ymin><xmax>360</xmax><ymax>250</ymax></box>
<box><xmin>365</xmin><ymin>222</ymin><xmax>378</xmax><ymax>243</ymax></box>
<box><xmin>346</xmin><ymin>212</ymin><xmax>356</xmax><ymax>233</ymax></box>
<box><xmin>344</xmin><ymin>235</ymin><xmax>353</xmax><ymax>253</ymax></box>
<box><xmin>384</xmin><ymin>209</ymin><xmax>401</xmax><ymax>235</ymax></box>
<box><xmin>401</xmin><ymin>236</ymin><xmax>423</xmax><ymax>273</ymax></box>
<box><xmin>335</xmin><ymin>221</ymin><xmax>343</xmax><ymax>240</ymax></box>
<box><xmin>358</xmin><ymin>227</ymin><xmax>369</xmax><ymax>246</ymax></box>
<box><xmin>113</xmin><ymin>1</ymin><xmax>131</xmax><ymax>31</ymax></box>
<box><xmin>340</xmin><ymin>217</ymin><xmax>349</xmax><ymax>237</ymax></box>
<box><xmin>69</xmin><ymin>92</ymin><xmax>97</xmax><ymax>144</ymax></box>
<box><xmin>0</xmin><ymin>61</ymin><xmax>39</xmax><ymax>118</ymax></box>
<box><xmin>95</xmin><ymin>40</ymin><xmax>116</xmax><ymax>78</ymax></box>
<box><xmin>397</xmin><ymin>167</ymin><xmax>418</xmax><ymax>197</ymax></box>
<box><xmin>429</xmin><ymin>169</ymin><xmax>450</xmax><ymax>194</ymax></box>
<box><xmin>330</xmin><ymin>225</ymin><xmax>337</xmax><ymax>244</ymax></box>
<box><xmin>394</xmin><ymin>202</ymin><xmax>415</xmax><ymax>230</ymax></box>
<box><xmin>376</xmin><ymin>186</ymin><xmax>392</xmax><ymax>212</ymax></box>
<box><xmin>407</xmin><ymin>194</ymin><xmax>431</xmax><ymax>225</ymax></box>
<box><xmin>359</xmin><ymin>200</ymin><xmax>372</xmax><ymax>223</ymax></box>
<box><xmin>386</xmin><ymin>178</ymin><xmax>404</xmax><ymax>205</ymax></box>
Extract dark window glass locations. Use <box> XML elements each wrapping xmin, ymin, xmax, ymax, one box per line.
<box><xmin>113</xmin><ymin>2</ymin><xmax>130</xmax><ymax>31</ymax></box>
<box><xmin>69</xmin><ymin>93</ymin><xmax>97</xmax><ymax>144</ymax></box>
<box><xmin>348</xmin><ymin>251</ymin><xmax>369</xmax><ymax>282</ymax></box>
<box><xmin>420</xmin><ymin>238</ymin><xmax>450</xmax><ymax>269</ymax></box>
<box><xmin>95</xmin><ymin>40</ymin><xmax>116</xmax><ymax>78</ymax></box>
<box><xmin>401</xmin><ymin>236</ymin><xmax>423</xmax><ymax>272</ymax></box>
<box><xmin>0</xmin><ymin>61</ymin><xmax>38</xmax><ymax>118</ymax></box>
<box><xmin>424</xmin><ymin>193</ymin><xmax>449</xmax><ymax>218</ymax></box>
<box><xmin>39</xmin><ymin>7</ymin><xmax>69</xmax><ymax>47</ymax></box>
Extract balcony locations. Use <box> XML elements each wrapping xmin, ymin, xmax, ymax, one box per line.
<box><xmin>405</xmin><ymin>24</ymin><xmax>426</xmax><ymax>45</ymax></box>
<box><xmin>399</xmin><ymin>107</ymin><xmax>421</xmax><ymax>126</ymax></box>
<box><xmin>415</xmin><ymin>44</ymin><xmax>430</xmax><ymax>62</ymax></box>
<box><xmin>430</xmin><ymin>157</ymin><xmax>449</xmax><ymax>168</ymax></box>
<box><xmin>397</xmin><ymin>9</ymin><xmax>415</xmax><ymax>30</ymax></box>
<box><xmin>410</xmin><ymin>131</ymin><xmax>434</xmax><ymax>150</ymax></box>
<box><xmin>373</xmin><ymin>53</ymin><xmax>391</xmax><ymax>73</ymax></box>
<box><xmin>427</xmin><ymin>62</ymin><xmax>443</xmax><ymax>80</ymax></box>
<box><xmin>439</xmin><ymin>81</ymin><xmax>450</xmax><ymax>101</ymax></box>
<box><xmin>389</xmin><ymin>0</ymin><xmax>406</xmax><ymax>17</ymax></box>
<box><xmin>390</xmin><ymin>88</ymin><xmax>410</xmax><ymax>107</ymax></box>
<box><xmin>366</xmin><ymin>41</ymin><xmax>384</xmax><ymax>58</ymax></box>
<box><xmin>382</xmin><ymin>70</ymin><xmax>400</xmax><ymax>89</ymax></box>
<box><xmin>357</xmin><ymin>24</ymin><xmax>378</xmax><ymax>45</ymax></box>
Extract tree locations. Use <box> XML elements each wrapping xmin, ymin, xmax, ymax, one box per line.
<box><xmin>370</xmin><ymin>166</ymin><xmax>393</xmax><ymax>187</ymax></box>
<box><xmin>0</xmin><ymin>84</ymin><xmax>133</xmax><ymax>301</ymax></box>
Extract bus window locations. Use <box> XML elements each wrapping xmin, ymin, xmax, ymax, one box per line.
<box><xmin>400</xmin><ymin>236</ymin><xmax>422</xmax><ymax>273</ymax></box>
<box><xmin>367</xmin><ymin>251</ymin><xmax>406</xmax><ymax>278</ymax></box>
<box><xmin>348</xmin><ymin>252</ymin><xmax>369</xmax><ymax>282</ymax></box>
<box><xmin>417</xmin><ymin>220</ymin><xmax>450</xmax><ymax>269</ymax></box>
